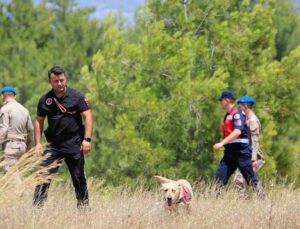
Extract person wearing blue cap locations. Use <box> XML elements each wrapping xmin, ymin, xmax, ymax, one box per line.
<box><xmin>233</xmin><ymin>96</ymin><xmax>265</xmax><ymax>192</ymax></box>
<box><xmin>0</xmin><ymin>86</ymin><xmax>34</xmax><ymax>183</ymax></box>
<box><xmin>213</xmin><ymin>90</ymin><xmax>260</xmax><ymax>195</ymax></box>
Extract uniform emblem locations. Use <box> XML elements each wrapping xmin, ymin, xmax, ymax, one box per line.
<box><xmin>46</xmin><ymin>98</ymin><xmax>53</xmax><ymax>105</ymax></box>
<box><xmin>233</xmin><ymin>113</ymin><xmax>240</xmax><ymax>119</ymax></box>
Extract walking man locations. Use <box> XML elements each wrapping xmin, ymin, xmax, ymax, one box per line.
<box><xmin>0</xmin><ymin>86</ymin><xmax>34</xmax><ymax>182</ymax></box>
<box><xmin>233</xmin><ymin>96</ymin><xmax>265</xmax><ymax>191</ymax></box>
<box><xmin>33</xmin><ymin>66</ymin><xmax>93</xmax><ymax>208</ymax></box>
<box><xmin>213</xmin><ymin>90</ymin><xmax>259</xmax><ymax>191</ymax></box>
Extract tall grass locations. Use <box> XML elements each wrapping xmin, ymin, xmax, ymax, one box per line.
<box><xmin>0</xmin><ymin>150</ymin><xmax>299</xmax><ymax>229</ymax></box>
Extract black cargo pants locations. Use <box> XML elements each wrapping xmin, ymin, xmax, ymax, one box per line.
<box><xmin>33</xmin><ymin>134</ymin><xmax>89</xmax><ymax>208</ymax></box>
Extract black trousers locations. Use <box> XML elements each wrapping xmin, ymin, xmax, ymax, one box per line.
<box><xmin>33</xmin><ymin>135</ymin><xmax>89</xmax><ymax>207</ymax></box>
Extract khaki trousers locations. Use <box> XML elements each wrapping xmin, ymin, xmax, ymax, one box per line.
<box><xmin>233</xmin><ymin>159</ymin><xmax>265</xmax><ymax>191</ymax></box>
<box><xmin>2</xmin><ymin>141</ymin><xmax>26</xmax><ymax>185</ymax></box>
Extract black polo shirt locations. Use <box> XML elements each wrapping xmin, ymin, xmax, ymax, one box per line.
<box><xmin>37</xmin><ymin>87</ymin><xmax>89</xmax><ymax>142</ymax></box>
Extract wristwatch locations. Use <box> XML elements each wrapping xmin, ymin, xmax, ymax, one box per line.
<box><xmin>83</xmin><ymin>137</ymin><xmax>92</xmax><ymax>142</ymax></box>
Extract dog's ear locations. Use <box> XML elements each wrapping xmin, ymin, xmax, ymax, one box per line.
<box><xmin>154</xmin><ymin>175</ymin><xmax>173</xmax><ymax>184</ymax></box>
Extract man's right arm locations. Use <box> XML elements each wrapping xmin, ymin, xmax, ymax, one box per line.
<box><xmin>213</xmin><ymin>129</ymin><xmax>242</xmax><ymax>150</ymax></box>
<box><xmin>34</xmin><ymin>116</ymin><xmax>45</xmax><ymax>154</ymax></box>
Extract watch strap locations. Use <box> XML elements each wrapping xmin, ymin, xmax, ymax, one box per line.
<box><xmin>84</xmin><ymin>137</ymin><xmax>91</xmax><ymax>142</ymax></box>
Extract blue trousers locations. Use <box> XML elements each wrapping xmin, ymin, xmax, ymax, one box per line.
<box><xmin>216</xmin><ymin>144</ymin><xmax>258</xmax><ymax>187</ymax></box>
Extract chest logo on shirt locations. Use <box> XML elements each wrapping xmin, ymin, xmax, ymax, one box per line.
<box><xmin>233</xmin><ymin>113</ymin><xmax>240</xmax><ymax>119</ymax></box>
<box><xmin>46</xmin><ymin>98</ymin><xmax>53</xmax><ymax>106</ymax></box>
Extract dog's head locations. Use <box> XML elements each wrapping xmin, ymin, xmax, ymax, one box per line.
<box><xmin>154</xmin><ymin>176</ymin><xmax>181</xmax><ymax>206</ymax></box>
<box><xmin>161</xmin><ymin>182</ymin><xmax>181</xmax><ymax>206</ymax></box>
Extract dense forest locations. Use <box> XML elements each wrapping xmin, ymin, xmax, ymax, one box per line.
<box><xmin>0</xmin><ymin>0</ymin><xmax>300</xmax><ymax>186</ymax></box>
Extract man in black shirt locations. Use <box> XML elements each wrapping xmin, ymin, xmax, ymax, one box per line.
<box><xmin>33</xmin><ymin>66</ymin><xmax>93</xmax><ymax>208</ymax></box>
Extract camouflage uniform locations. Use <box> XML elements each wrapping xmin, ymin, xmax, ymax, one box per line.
<box><xmin>233</xmin><ymin>112</ymin><xmax>265</xmax><ymax>189</ymax></box>
<box><xmin>0</xmin><ymin>98</ymin><xmax>34</xmax><ymax>173</ymax></box>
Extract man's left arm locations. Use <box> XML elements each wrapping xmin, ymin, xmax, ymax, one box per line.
<box><xmin>248</xmin><ymin>118</ymin><xmax>260</xmax><ymax>160</ymax></box>
<box><xmin>248</xmin><ymin>118</ymin><xmax>261</xmax><ymax>170</ymax></box>
<box><xmin>26</xmin><ymin>115</ymin><xmax>34</xmax><ymax>151</ymax></box>
<box><xmin>0</xmin><ymin>111</ymin><xmax>9</xmax><ymax>144</ymax></box>
<box><xmin>81</xmin><ymin>109</ymin><xmax>93</xmax><ymax>154</ymax></box>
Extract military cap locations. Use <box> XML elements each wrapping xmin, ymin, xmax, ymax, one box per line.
<box><xmin>1</xmin><ymin>86</ymin><xmax>16</xmax><ymax>95</ymax></box>
<box><xmin>217</xmin><ymin>90</ymin><xmax>236</xmax><ymax>101</ymax></box>
<box><xmin>237</xmin><ymin>96</ymin><xmax>255</xmax><ymax>104</ymax></box>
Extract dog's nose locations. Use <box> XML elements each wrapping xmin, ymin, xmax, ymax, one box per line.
<box><xmin>167</xmin><ymin>197</ymin><xmax>172</xmax><ymax>202</ymax></box>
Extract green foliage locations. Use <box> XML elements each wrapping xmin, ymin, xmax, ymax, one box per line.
<box><xmin>0</xmin><ymin>0</ymin><xmax>103</xmax><ymax>112</ymax></box>
<box><xmin>0</xmin><ymin>0</ymin><xmax>299</xmax><ymax>186</ymax></box>
<box><xmin>273</xmin><ymin>0</ymin><xmax>300</xmax><ymax>59</ymax></box>
<box><xmin>82</xmin><ymin>0</ymin><xmax>300</xmax><ymax>185</ymax></box>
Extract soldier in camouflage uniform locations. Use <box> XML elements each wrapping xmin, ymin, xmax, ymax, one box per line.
<box><xmin>0</xmin><ymin>86</ymin><xmax>34</xmax><ymax>180</ymax></box>
<box><xmin>233</xmin><ymin>96</ymin><xmax>265</xmax><ymax>191</ymax></box>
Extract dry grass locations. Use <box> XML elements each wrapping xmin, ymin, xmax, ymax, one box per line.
<box><xmin>0</xmin><ymin>151</ymin><xmax>299</xmax><ymax>229</ymax></box>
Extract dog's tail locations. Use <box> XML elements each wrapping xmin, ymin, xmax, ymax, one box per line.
<box><xmin>154</xmin><ymin>175</ymin><xmax>174</xmax><ymax>184</ymax></box>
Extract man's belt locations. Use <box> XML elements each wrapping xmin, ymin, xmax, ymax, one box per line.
<box><xmin>228</xmin><ymin>139</ymin><xmax>249</xmax><ymax>144</ymax></box>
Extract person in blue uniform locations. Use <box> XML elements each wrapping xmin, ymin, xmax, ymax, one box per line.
<box><xmin>213</xmin><ymin>90</ymin><xmax>259</xmax><ymax>190</ymax></box>
<box><xmin>33</xmin><ymin>65</ymin><xmax>93</xmax><ymax>208</ymax></box>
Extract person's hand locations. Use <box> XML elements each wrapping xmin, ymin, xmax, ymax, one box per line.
<box><xmin>213</xmin><ymin>142</ymin><xmax>224</xmax><ymax>151</ymax></box>
<box><xmin>81</xmin><ymin>140</ymin><xmax>91</xmax><ymax>154</ymax></box>
<box><xmin>252</xmin><ymin>160</ymin><xmax>258</xmax><ymax>172</ymax></box>
<box><xmin>35</xmin><ymin>144</ymin><xmax>44</xmax><ymax>155</ymax></box>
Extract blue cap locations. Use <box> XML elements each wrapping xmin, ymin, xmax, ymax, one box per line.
<box><xmin>217</xmin><ymin>90</ymin><xmax>236</xmax><ymax>101</ymax></box>
<box><xmin>1</xmin><ymin>86</ymin><xmax>16</xmax><ymax>95</ymax></box>
<box><xmin>237</xmin><ymin>96</ymin><xmax>255</xmax><ymax>104</ymax></box>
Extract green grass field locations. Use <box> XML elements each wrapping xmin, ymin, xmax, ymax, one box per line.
<box><xmin>0</xmin><ymin>151</ymin><xmax>299</xmax><ymax>229</ymax></box>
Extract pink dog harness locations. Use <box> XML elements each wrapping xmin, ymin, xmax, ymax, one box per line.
<box><xmin>177</xmin><ymin>186</ymin><xmax>192</xmax><ymax>204</ymax></box>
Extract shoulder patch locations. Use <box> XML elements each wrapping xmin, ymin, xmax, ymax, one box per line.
<box><xmin>233</xmin><ymin>113</ymin><xmax>240</xmax><ymax>119</ymax></box>
<box><xmin>46</xmin><ymin>98</ymin><xmax>53</xmax><ymax>105</ymax></box>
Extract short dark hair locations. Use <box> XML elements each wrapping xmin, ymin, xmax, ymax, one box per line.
<box><xmin>245</xmin><ymin>103</ymin><xmax>254</xmax><ymax>109</ymax></box>
<box><xmin>48</xmin><ymin>65</ymin><xmax>65</xmax><ymax>80</ymax></box>
<box><xmin>2</xmin><ymin>91</ymin><xmax>15</xmax><ymax>97</ymax></box>
<box><xmin>240</xmin><ymin>102</ymin><xmax>254</xmax><ymax>109</ymax></box>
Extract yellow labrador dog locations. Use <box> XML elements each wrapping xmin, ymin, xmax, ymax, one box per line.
<box><xmin>154</xmin><ymin>175</ymin><xmax>193</xmax><ymax>212</ymax></box>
